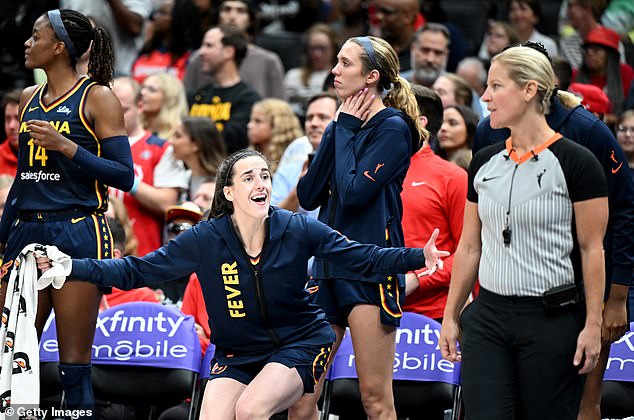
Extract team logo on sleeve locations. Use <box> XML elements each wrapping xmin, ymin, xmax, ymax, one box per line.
<box><xmin>363</xmin><ymin>162</ymin><xmax>385</xmax><ymax>182</ymax></box>
<box><xmin>610</xmin><ymin>150</ymin><xmax>623</xmax><ymax>173</ymax></box>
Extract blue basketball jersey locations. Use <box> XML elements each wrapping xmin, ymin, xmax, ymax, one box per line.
<box><xmin>17</xmin><ymin>76</ymin><xmax>109</xmax><ymax>212</ymax></box>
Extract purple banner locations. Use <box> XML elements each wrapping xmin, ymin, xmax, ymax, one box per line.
<box><xmin>200</xmin><ymin>343</ymin><xmax>217</xmax><ymax>379</ymax></box>
<box><xmin>604</xmin><ymin>321</ymin><xmax>634</xmax><ymax>382</ymax></box>
<box><xmin>40</xmin><ymin>302</ymin><xmax>202</xmax><ymax>372</ymax></box>
<box><xmin>329</xmin><ymin>312</ymin><xmax>461</xmax><ymax>385</ymax></box>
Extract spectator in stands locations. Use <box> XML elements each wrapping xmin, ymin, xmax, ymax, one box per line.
<box><xmin>437</xmin><ymin>104</ymin><xmax>478</xmax><ymax>171</ymax></box>
<box><xmin>272</xmin><ymin>93</ymin><xmax>338</xmax><ymax>213</ymax></box>
<box><xmin>573</xmin><ymin>25</ymin><xmax>634</xmax><ymax>118</ymax></box>
<box><xmin>410</xmin><ymin>83</ymin><xmax>444</xmax><ymax>151</ymax></box>
<box><xmin>0</xmin><ymin>89</ymin><xmax>20</xmax><ymax>176</ymax></box>
<box><xmin>179</xmin><ymin>202</ymin><xmax>212</xmax><ymax>355</ymax></box>
<box><xmin>181</xmin><ymin>271</ymin><xmax>211</xmax><ymax>355</ymax></box>
<box><xmin>402</xmin><ymin>85</ymin><xmax>467</xmax><ymax>321</ymax></box>
<box><xmin>433</xmin><ymin>73</ymin><xmax>473</xmax><ymax>108</ymax></box>
<box><xmin>456</xmin><ymin>58</ymin><xmax>487</xmax><ymax>98</ymax></box>
<box><xmin>131</xmin><ymin>0</ymin><xmax>202</xmax><ymax>83</ymax></box>
<box><xmin>192</xmin><ymin>0</ymin><xmax>215</xmax><ymax>33</ymax></box>
<box><xmin>477</xmin><ymin>21</ymin><xmax>520</xmax><ymax>68</ymax></box>
<box><xmin>284</xmin><ymin>24</ymin><xmax>338</xmax><ymax>117</ymax></box>
<box><xmin>552</xmin><ymin>56</ymin><xmax>573</xmax><ymax>90</ymax></box>
<box><xmin>184</xmin><ymin>0</ymin><xmax>286</xmax><ymax>100</ymax></box>
<box><xmin>113</xmin><ymin>77</ymin><xmax>189</xmax><ymax>257</ymax></box>
<box><xmin>169</xmin><ymin>116</ymin><xmax>226</xmax><ymax>200</ymax></box>
<box><xmin>60</xmin><ymin>0</ymin><xmax>153</xmax><ymax>76</ymax></box>
<box><xmin>328</xmin><ymin>0</ymin><xmax>370</xmax><ymax>44</ymax></box>
<box><xmin>189</xmin><ymin>25</ymin><xmax>261</xmax><ymax>154</ymax></box>
<box><xmin>192</xmin><ymin>181</ymin><xmax>216</xmax><ymax>212</ymax></box>
<box><xmin>418</xmin><ymin>0</ymin><xmax>468</xmax><ymax>72</ymax></box>
<box><xmin>405</xmin><ymin>23</ymin><xmax>450</xmax><ymax>87</ymax></box>
<box><xmin>140</xmin><ymin>73</ymin><xmax>189</xmax><ymax>140</ymax></box>
<box><xmin>472</xmin><ymin>41</ymin><xmax>634</xmax><ymax>420</ymax></box>
<box><xmin>160</xmin><ymin>202</ymin><xmax>204</xmax><ymax>304</ymax></box>
<box><xmin>456</xmin><ymin>57</ymin><xmax>490</xmax><ymax>119</ymax></box>
<box><xmin>507</xmin><ymin>0</ymin><xmax>559</xmax><ymax>57</ymax></box>
<box><xmin>0</xmin><ymin>175</ymin><xmax>13</xmax><ymax>220</ymax></box>
<box><xmin>440</xmin><ymin>44</ymin><xmax>607</xmax><ymax>419</ymax></box>
<box><xmin>373</xmin><ymin>0</ymin><xmax>419</xmax><ymax>72</ymax></box>
<box><xmin>559</xmin><ymin>0</ymin><xmax>622</xmax><ymax>71</ymax></box>
<box><xmin>247</xmin><ymin>99</ymin><xmax>303</xmax><ymax>174</ymax></box>
<box><xmin>616</xmin><ymin>110</ymin><xmax>634</xmax><ymax>174</ymax></box>
<box><xmin>601</xmin><ymin>0</ymin><xmax>634</xmax><ymax>38</ymax></box>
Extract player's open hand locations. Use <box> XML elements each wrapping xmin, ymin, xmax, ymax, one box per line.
<box><xmin>420</xmin><ymin>228</ymin><xmax>450</xmax><ymax>276</ymax></box>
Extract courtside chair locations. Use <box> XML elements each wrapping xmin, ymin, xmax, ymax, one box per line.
<box><xmin>320</xmin><ymin>312</ymin><xmax>462</xmax><ymax>420</ymax></box>
<box><xmin>601</xmin><ymin>321</ymin><xmax>634</xmax><ymax>418</ymax></box>
<box><xmin>40</xmin><ymin>303</ymin><xmax>202</xmax><ymax>420</ymax></box>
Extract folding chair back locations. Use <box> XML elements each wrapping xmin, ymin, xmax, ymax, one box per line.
<box><xmin>601</xmin><ymin>322</ymin><xmax>634</xmax><ymax>418</ymax></box>
<box><xmin>322</xmin><ymin>312</ymin><xmax>461</xmax><ymax>419</ymax></box>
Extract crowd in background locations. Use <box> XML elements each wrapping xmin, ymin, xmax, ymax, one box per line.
<box><xmin>0</xmin><ymin>0</ymin><xmax>634</xmax><ymax>418</ymax></box>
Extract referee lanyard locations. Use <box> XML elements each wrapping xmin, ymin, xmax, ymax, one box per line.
<box><xmin>502</xmin><ymin>132</ymin><xmax>563</xmax><ymax>247</ymax></box>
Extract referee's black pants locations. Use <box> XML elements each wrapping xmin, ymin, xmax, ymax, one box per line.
<box><xmin>459</xmin><ymin>288</ymin><xmax>586</xmax><ymax>420</ymax></box>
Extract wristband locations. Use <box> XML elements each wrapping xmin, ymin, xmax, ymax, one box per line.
<box><xmin>129</xmin><ymin>177</ymin><xmax>140</xmax><ymax>195</ymax></box>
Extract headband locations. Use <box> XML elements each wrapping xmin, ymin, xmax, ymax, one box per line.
<box><xmin>356</xmin><ymin>37</ymin><xmax>377</xmax><ymax>69</ymax></box>
<box><xmin>223</xmin><ymin>150</ymin><xmax>252</xmax><ymax>187</ymax></box>
<box><xmin>47</xmin><ymin>10</ymin><xmax>77</xmax><ymax>59</ymax></box>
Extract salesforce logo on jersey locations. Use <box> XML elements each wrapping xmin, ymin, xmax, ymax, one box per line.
<box><xmin>604</xmin><ymin>322</ymin><xmax>634</xmax><ymax>383</ymax></box>
<box><xmin>329</xmin><ymin>312</ymin><xmax>461</xmax><ymax>385</ymax></box>
<box><xmin>40</xmin><ymin>302</ymin><xmax>201</xmax><ymax>370</ymax></box>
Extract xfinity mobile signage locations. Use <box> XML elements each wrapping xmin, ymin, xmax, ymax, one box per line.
<box><xmin>604</xmin><ymin>322</ymin><xmax>634</xmax><ymax>383</ymax></box>
<box><xmin>329</xmin><ymin>312</ymin><xmax>461</xmax><ymax>385</ymax></box>
<box><xmin>40</xmin><ymin>302</ymin><xmax>201</xmax><ymax>372</ymax></box>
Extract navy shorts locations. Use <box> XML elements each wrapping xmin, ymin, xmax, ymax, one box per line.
<box><xmin>209</xmin><ymin>343</ymin><xmax>333</xmax><ymax>393</ymax></box>
<box><xmin>316</xmin><ymin>275</ymin><xmax>405</xmax><ymax>328</ymax></box>
<box><xmin>1</xmin><ymin>210</ymin><xmax>112</xmax><ymax>284</ymax></box>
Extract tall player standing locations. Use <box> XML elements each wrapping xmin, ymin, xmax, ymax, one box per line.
<box><xmin>0</xmin><ymin>9</ymin><xmax>134</xmax><ymax>413</ymax></box>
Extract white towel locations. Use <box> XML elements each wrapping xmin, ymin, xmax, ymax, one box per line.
<box><xmin>0</xmin><ymin>244</ymin><xmax>71</xmax><ymax>412</ymax></box>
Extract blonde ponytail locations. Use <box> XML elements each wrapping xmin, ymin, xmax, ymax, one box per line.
<box><xmin>556</xmin><ymin>89</ymin><xmax>582</xmax><ymax>110</ymax></box>
<box><xmin>384</xmin><ymin>76</ymin><xmax>429</xmax><ymax>144</ymax></box>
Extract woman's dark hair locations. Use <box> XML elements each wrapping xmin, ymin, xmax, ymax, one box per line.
<box><xmin>143</xmin><ymin>0</ymin><xmax>202</xmax><ymax>62</ymax></box>
<box><xmin>51</xmin><ymin>9</ymin><xmax>114</xmax><ymax>85</ymax></box>
<box><xmin>575</xmin><ymin>46</ymin><xmax>624</xmax><ymax>114</ymax></box>
<box><xmin>210</xmin><ymin>149</ymin><xmax>268</xmax><ymax>218</ymax></box>
<box><xmin>507</xmin><ymin>0</ymin><xmax>541</xmax><ymax>20</ymax></box>
<box><xmin>443</xmin><ymin>104</ymin><xmax>479</xmax><ymax>148</ymax></box>
<box><xmin>181</xmin><ymin>116</ymin><xmax>226</xmax><ymax>177</ymax></box>
<box><xmin>552</xmin><ymin>56</ymin><xmax>573</xmax><ymax>91</ymax></box>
